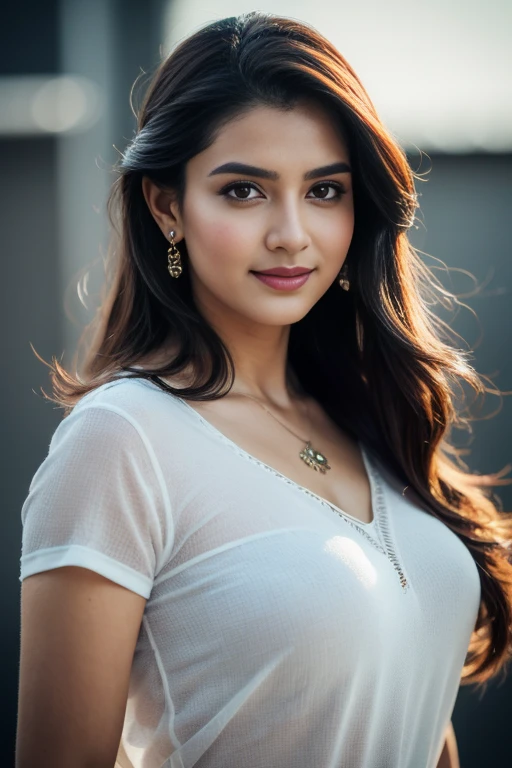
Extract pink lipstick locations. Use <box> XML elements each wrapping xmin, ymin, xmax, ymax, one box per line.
<box><xmin>250</xmin><ymin>266</ymin><xmax>314</xmax><ymax>291</ymax></box>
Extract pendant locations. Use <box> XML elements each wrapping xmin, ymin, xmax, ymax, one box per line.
<box><xmin>299</xmin><ymin>441</ymin><xmax>331</xmax><ymax>473</ymax></box>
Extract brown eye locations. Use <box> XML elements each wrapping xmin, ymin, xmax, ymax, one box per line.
<box><xmin>221</xmin><ymin>181</ymin><xmax>262</xmax><ymax>202</ymax></box>
<box><xmin>232</xmin><ymin>185</ymin><xmax>252</xmax><ymax>199</ymax></box>
<box><xmin>314</xmin><ymin>184</ymin><xmax>330</xmax><ymax>198</ymax></box>
<box><xmin>308</xmin><ymin>182</ymin><xmax>346</xmax><ymax>200</ymax></box>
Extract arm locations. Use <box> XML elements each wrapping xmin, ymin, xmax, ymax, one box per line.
<box><xmin>16</xmin><ymin>566</ymin><xmax>147</xmax><ymax>768</ymax></box>
<box><xmin>436</xmin><ymin>721</ymin><xmax>460</xmax><ymax>768</ymax></box>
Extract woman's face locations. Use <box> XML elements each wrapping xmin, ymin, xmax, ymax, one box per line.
<box><xmin>162</xmin><ymin>102</ymin><xmax>354</xmax><ymax>329</ymax></box>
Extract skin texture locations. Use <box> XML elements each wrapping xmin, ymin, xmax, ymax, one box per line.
<box><xmin>436</xmin><ymin>721</ymin><xmax>460</xmax><ymax>768</ymax></box>
<box><xmin>17</xmin><ymin>566</ymin><xmax>147</xmax><ymax>768</ymax></box>
<box><xmin>142</xmin><ymin>101</ymin><xmax>354</xmax><ymax>408</ymax></box>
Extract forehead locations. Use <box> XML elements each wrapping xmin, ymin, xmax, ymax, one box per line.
<box><xmin>190</xmin><ymin>102</ymin><xmax>350</xmax><ymax>174</ymax></box>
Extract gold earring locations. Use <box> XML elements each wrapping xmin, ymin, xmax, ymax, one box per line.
<box><xmin>167</xmin><ymin>230</ymin><xmax>182</xmax><ymax>278</ymax></box>
<box><xmin>338</xmin><ymin>263</ymin><xmax>350</xmax><ymax>291</ymax></box>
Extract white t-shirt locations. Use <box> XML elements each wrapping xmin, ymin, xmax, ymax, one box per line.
<box><xmin>20</xmin><ymin>376</ymin><xmax>481</xmax><ymax>768</ymax></box>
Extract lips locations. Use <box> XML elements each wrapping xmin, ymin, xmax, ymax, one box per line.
<box><xmin>251</xmin><ymin>271</ymin><xmax>313</xmax><ymax>291</ymax></box>
<box><xmin>251</xmin><ymin>267</ymin><xmax>313</xmax><ymax>277</ymax></box>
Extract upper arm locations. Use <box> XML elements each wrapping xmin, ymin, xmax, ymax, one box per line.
<box><xmin>17</xmin><ymin>404</ymin><xmax>171</xmax><ymax>766</ymax></box>
<box><xmin>16</xmin><ymin>566</ymin><xmax>147</xmax><ymax>768</ymax></box>
<box><xmin>436</xmin><ymin>720</ymin><xmax>460</xmax><ymax>768</ymax></box>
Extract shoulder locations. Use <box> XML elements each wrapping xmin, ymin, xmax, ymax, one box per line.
<box><xmin>57</xmin><ymin>375</ymin><xmax>189</xmax><ymax>450</ymax></box>
<box><xmin>74</xmin><ymin>375</ymin><xmax>182</xmax><ymax>418</ymax></box>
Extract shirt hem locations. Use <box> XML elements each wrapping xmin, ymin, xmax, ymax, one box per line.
<box><xmin>20</xmin><ymin>543</ymin><xmax>153</xmax><ymax>598</ymax></box>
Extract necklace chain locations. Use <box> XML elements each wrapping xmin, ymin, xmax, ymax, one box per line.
<box><xmin>236</xmin><ymin>392</ymin><xmax>332</xmax><ymax>474</ymax></box>
<box><xmin>237</xmin><ymin>393</ymin><xmax>310</xmax><ymax>441</ymax></box>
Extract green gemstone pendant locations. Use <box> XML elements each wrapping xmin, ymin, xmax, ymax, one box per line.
<box><xmin>299</xmin><ymin>441</ymin><xmax>331</xmax><ymax>473</ymax></box>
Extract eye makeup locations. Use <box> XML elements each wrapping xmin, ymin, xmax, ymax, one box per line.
<box><xmin>218</xmin><ymin>180</ymin><xmax>347</xmax><ymax>203</ymax></box>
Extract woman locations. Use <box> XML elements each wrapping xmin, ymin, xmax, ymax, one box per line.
<box><xmin>17</xmin><ymin>11</ymin><xmax>512</xmax><ymax>768</ymax></box>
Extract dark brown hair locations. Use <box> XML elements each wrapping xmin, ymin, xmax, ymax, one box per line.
<box><xmin>39</xmin><ymin>11</ymin><xmax>512</xmax><ymax>689</ymax></box>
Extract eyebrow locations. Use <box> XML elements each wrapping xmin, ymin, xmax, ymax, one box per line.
<box><xmin>207</xmin><ymin>161</ymin><xmax>351</xmax><ymax>180</ymax></box>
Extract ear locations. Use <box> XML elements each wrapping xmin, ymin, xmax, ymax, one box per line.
<box><xmin>141</xmin><ymin>176</ymin><xmax>184</xmax><ymax>241</ymax></box>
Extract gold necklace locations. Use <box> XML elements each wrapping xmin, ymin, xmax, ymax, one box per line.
<box><xmin>237</xmin><ymin>393</ymin><xmax>331</xmax><ymax>474</ymax></box>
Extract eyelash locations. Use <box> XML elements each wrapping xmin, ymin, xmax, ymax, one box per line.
<box><xmin>219</xmin><ymin>180</ymin><xmax>347</xmax><ymax>204</ymax></box>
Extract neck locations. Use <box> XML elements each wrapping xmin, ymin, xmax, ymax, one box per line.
<box><xmin>199</xmin><ymin>307</ymin><xmax>301</xmax><ymax>407</ymax></box>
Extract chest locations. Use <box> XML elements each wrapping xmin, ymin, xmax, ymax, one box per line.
<box><xmin>182</xmin><ymin>397</ymin><xmax>374</xmax><ymax>524</ymax></box>
<box><xmin>152</xmin><ymin>471</ymin><xmax>480</xmax><ymax>670</ymax></box>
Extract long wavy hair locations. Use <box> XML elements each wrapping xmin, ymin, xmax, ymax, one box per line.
<box><xmin>41</xmin><ymin>11</ymin><xmax>512</xmax><ymax>689</ymax></box>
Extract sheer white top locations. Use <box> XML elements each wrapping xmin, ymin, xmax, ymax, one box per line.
<box><xmin>20</xmin><ymin>376</ymin><xmax>481</xmax><ymax>768</ymax></box>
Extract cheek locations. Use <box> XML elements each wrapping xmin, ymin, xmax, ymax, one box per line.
<box><xmin>185</xmin><ymin>205</ymin><xmax>256</xmax><ymax>269</ymax></box>
<box><xmin>341</xmin><ymin>212</ymin><xmax>355</xmax><ymax>249</ymax></box>
<box><xmin>206</xmin><ymin>222</ymin><xmax>250</xmax><ymax>257</ymax></box>
<box><xmin>320</xmin><ymin>207</ymin><xmax>354</xmax><ymax>253</ymax></box>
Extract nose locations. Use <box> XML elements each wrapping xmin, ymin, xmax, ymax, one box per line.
<box><xmin>265</xmin><ymin>197</ymin><xmax>311</xmax><ymax>254</ymax></box>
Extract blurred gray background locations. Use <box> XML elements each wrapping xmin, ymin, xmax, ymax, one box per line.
<box><xmin>3</xmin><ymin>1</ymin><xmax>511</xmax><ymax>765</ymax></box>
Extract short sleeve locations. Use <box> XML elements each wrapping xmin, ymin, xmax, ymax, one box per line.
<box><xmin>20</xmin><ymin>405</ymin><xmax>173</xmax><ymax>598</ymax></box>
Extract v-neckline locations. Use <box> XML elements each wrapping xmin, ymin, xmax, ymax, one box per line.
<box><xmin>129</xmin><ymin>374</ymin><xmax>410</xmax><ymax>592</ymax></box>
<box><xmin>161</xmin><ymin>385</ymin><xmax>383</xmax><ymax>531</ymax></box>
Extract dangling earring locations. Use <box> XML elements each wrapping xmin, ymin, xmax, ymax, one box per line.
<box><xmin>338</xmin><ymin>262</ymin><xmax>350</xmax><ymax>291</ymax></box>
<box><xmin>167</xmin><ymin>230</ymin><xmax>182</xmax><ymax>278</ymax></box>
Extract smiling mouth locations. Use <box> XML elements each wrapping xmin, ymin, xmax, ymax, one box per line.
<box><xmin>250</xmin><ymin>268</ymin><xmax>314</xmax><ymax>277</ymax></box>
<box><xmin>250</xmin><ymin>271</ymin><xmax>313</xmax><ymax>291</ymax></box>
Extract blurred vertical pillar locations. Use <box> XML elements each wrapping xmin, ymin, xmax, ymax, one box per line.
<box><xmin>1</xmin><ymin>3</ymin><xmax>61</xmax><ymax>762</ymax></box>
<box><xmin>5</xmin><ymin>4</ymin><xmax>169</xmax><ymax>761</ymax></box>
<box><xmin>58</xmin><ymin>0</ymin><xmax>168</xmax><ymax>364</ymax></box>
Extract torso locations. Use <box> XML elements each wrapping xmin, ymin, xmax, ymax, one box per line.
<box><xmin>181</xmin><ymin>394</ymin><xmax>375</xmax><ymax>525</ymax></box>
<box><xmin>134</xmin><ymin>351</ymin><xmax>374</xmax><ymax>525</ymax></box>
